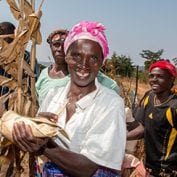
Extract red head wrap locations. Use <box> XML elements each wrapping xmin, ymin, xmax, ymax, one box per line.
<box><xmin>149</xmin><ymin>60</ymin><xmax>177</xmax><ymax>77</ymax></box>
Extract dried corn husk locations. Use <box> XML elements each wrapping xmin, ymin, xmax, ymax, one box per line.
<box><xmin>0</xmin><ymin>0</ymin><xmax>44</xmax><ymax>176</ymax></box>
<box><xmin>0</xmin><ymin>75</ymin><xmax>17</xmax><ymax>90</ymax></box>
<box><xmin>0</xmin><ymin>110</ymin><xmax>68</xmax><ymax>142</ymax></box>
<box><xmin>6</xmin><ymin>0</ymin><xmax>33</xmax><ymax>20</ymax></box>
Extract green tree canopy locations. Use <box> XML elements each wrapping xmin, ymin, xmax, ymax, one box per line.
<box><xmin>140</xmin><ymin>49</ymin><xmax>164</xmax><ymax>70</ymax></box>
<box><xmin>104</xmin><ymin>52</ymin><xmax>134</xmax><ymax>77</ymax></box>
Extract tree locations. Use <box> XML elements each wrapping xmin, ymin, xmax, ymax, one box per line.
<box><xmin>104</xmin><ymin>52</ymin><xmax>134</xmax><ymax>77</ymax></box>
<box><xmin>110</xmin><ymin>52</ymin><xmax>119</xmax><ymax>72</ymax></box>
<box><xmin>140</xmin><ymin>49</ymin><xmax>164</xmax><ymax>70</ymax></box>
<box><xmin>101</xmin><ymin>52</ymin><xmax>118</xmax><ymax>76</ymax></box>
<box><xmin>172</xmin><ymin>57</ymin><xmax>177</xmax><ymax>67</ymax></box>
<box><xmin>101</xmin><ymin>59</ymin><xmax>116</xmax><ymax>78</ymax></box>
<box><xmin>117</xmin><ymin>55</ymin><xmax>134</xmax><ymax>77</ymax></box>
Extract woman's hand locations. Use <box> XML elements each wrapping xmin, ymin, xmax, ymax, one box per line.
<box><xmin>37</xmin><ymin>112</ymin><xmax>58</xmax><ymax>122</ymax></box>
<box><xmin>12</xmin><ymin>121</ymin><xmax>48</xmax><ymax>154</ymax></box>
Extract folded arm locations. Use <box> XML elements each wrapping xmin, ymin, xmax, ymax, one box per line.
<box><xmin>12</xmin><ymin>121</ymin><xmax>98</xmax><ymax>177</ymax></box>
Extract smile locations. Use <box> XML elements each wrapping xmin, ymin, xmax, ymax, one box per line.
<box><xmin>76</xmin><ymin>71</ymin><xmax>89</xmax><ymax>78</ymax></box>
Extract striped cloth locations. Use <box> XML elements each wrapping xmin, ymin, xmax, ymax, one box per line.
<box><xmin>34</xmin><ymin>160</ymin><xmax>43</xmax><ymax>177</ymax></box>
<box><xmin>42</xmin><ymin>162</ymin><xmax>119</xmax><ymax>177</ymax></box>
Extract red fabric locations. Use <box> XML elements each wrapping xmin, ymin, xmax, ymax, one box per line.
<box><xmin>149</xmin><ymin>60</ymin><xmax>177</xmax><ymax>77</ymax></box>
<box><xmin>130</xmin><ymin>161</ymin><xmax>150</xmax><ymax>177</ymax></box>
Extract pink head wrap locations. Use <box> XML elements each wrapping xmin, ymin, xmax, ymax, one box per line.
<box><xmin>64</xmin><ymin>21</ymin><xmax>109</xmax><ymax>61</ymax></box>
<box><xmin>149</xmin><ymin>60</ymin><xmax>177</xmax><ymax>77</ymax></box>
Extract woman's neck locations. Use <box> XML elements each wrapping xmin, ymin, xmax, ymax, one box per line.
<box><xmin>54</xmin><ymin>63</ymin><xmax>68</xmax><ymax>73</ymax></box>
<box><xmin>68</xmin><ymin>82</ymin><xmax>96</xmax><ymax>100</ymax></box>
<box><xmin>154</xmin><ymin>91</ymin><xmax>172</xmax><ymax>105</ymax></box>
<box><xmin>49</xmin><ymin>63</ymin><xmax>69</xmax><ymax>78</ymax></box>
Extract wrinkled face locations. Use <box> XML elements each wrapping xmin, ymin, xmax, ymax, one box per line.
<box><xmin>50</xmin><ymin>33</ymin><xmax>67</xmax><ymax>65</ymax></box>
<box><xmin>149</xmin><ymin>67</ymin><xmax>175</xmax><ymax>93</ymax></box>
<box><xmin>65</xmin><ymin>39</ymin><xmax>103</xmax><ymax>87</ymax></box>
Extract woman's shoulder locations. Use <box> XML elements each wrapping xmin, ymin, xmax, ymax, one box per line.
<box><xmin>98</xmin><ymin>84</ymin><xmax>124</xmax><ymax>106</ymax></box>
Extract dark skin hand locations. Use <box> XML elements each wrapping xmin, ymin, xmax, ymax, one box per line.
<box><xmin>12</xmin><ymin>112</ymin><xmax>57</xmax><ymax>153</ymax></box>
<box><xmin>127</xmin><ymin>122</ymin><xmax>144</xmax><ymax>140</ymax></box>
<box><xmin>12</xmin><ymin>112</ymin><xmax>99</xmax><ymax>177</ymax></box>
<box><xmin>12</xmin><ymin>121</ymin><xmax>48</xmax><ymax>154</ymax></box>
<box><xmin>37</xmin><ymin>112</ymin><xmax>58</xmax><ymax>122</ymax></box>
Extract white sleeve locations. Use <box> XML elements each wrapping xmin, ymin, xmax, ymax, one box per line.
<box><xmin>80</xmin><ymin>97</ymin><xmax>126</xmax><ymax>170</ymax></box>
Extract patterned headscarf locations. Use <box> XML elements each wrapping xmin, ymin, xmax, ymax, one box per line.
<box><xmin>149</xmin><ymin>60</ymin><xmax>177</xmax><ymax>77</ymax></box>
<box><xmin>47</xmin><ymin>29</ymin><xmax>68</xmax><ymax>44</ymax></box>
<box><xmin>64</xmin><ymin>21</ymin><xmax>109</xmax><ymax>61</ymax></box>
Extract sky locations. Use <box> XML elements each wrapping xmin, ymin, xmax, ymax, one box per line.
<box><xmin>0</xmin><ymin>0</ymin><xmax>177</xmax><ymax>66</ymax></box>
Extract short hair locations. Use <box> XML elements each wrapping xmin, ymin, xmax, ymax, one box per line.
<box><xmin>47</xmin><ymin>29</ymin><xmax>68</xmax><ymax>44</ymax></box>
<box><xmin>0</xmin><ymin>21</ymin><xmax>15</xmax><ymax>35</ymax></box>
<box><xmin>0</xmin><ymin>21</ymin><xmax>15</xmax><ymax>43</ymax></box>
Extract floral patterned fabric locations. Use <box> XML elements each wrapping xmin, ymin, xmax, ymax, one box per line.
<box><xmin>42</xmin><ymin>161</ymin><xmax>119</xmax><ymax>177</ymax></box>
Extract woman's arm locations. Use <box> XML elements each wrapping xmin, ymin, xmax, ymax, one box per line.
<box><xmin>12</xmin><ymin>122</ymin><xmax>98</xmax><ymax>177</ymax></box>
<box><xmin>44</xmin><ymin>141</ymin><xmax>99</xmax><ymax>177</ymax></box>
<box><xmin>127</xmin><ymin>122</ymin><xmax>144</xmax><ymax>140</ymax></box>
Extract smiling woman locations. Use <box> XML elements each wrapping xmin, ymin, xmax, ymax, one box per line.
<box><xmin>127</xmin><ymin>60</ymin><xmax>177</xmax><ymax>176</ymax></box>
<box><xmin>12</xmin><ymin>20</ymin><xmax>126</xmax><ymax>177</ymax></box>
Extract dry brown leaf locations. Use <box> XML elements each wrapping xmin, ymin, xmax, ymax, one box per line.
<box><xmin>6</xmin><ymin>0</ymin><xmax>21</xmax><ymax>20</ymax></box>
<box><xmin>23</xmin><ymin>0</ymin><xmax>34</xmax><ymax>16</ymax></box>
<box><xmin>0</xmin><ymin>75</ymin><xmax>17</xmax><ymax>90</ymax></box>
<box><xmin>23</xmin><ymin>59</ymin><xmax>35</xmax><ymax>77</ymax></box>
<box><xmin>0</xmin><ymin>30</ymin><xmax>27</xmax><ymax>65</ymax></box>
<box><xmin>4</xmin><ymin>62</ymin><xmax>18</xmax><ymax>79</ymax></box>
<box><xmin>28</xmin><ymin>10</ymin><xmax>42</xmax><ymax>44</ymax></box>
<box><xmin>7</xmin><ymin>92</ymin><xmax>17</xmax><ymax>110</ymax></box>
<box><xmin>6</xmin><ymin>0</ymin><xmax>33</xmax><ymax>20</ymax></box>
<box><xmin>0</xmin><ymin>39</ymin><xmax>9</xmax><ymax>53</ymax></box>
<box><xmin>23</xmin><ymin>97</ymin><xmax>31</xmax><ymax>115</ymax></box>
<box><xmin>0</xmin><ymin>153</ymin><xmax>12</xmax><ymax>177</ymax></box>
<box><xmin>31</xmin><ymin>23</ymin><xmax>42</xmax><ymax>44</ymax></box>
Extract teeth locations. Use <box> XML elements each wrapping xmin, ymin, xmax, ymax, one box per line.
<box><xmin>152</xmin><ymin>85</ymin><xmax>159</xmax><ymax>88</ymax></box>
<box><xmin>152</xmin><ymin>84</ymin><xmax>158</xmax><ymax>87</ymax></box>
<box><xmin>76</xmin><ymin>71</ymin><xmax>89</xmax><ymax>77</ymax></box>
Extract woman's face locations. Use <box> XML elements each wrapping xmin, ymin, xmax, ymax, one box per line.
<box><xmin>65</xmin><ymin>39</ymin><xmax>103</xmax><ymax>87</ymax></box>
<box><xmin>149</xmin><ymin>67</ymin><xmax>174</xmax><ymax>94</ymax></box>
<box><xmin>50</xmin><ymin>33</ymin><xmax>67</xmax><ymax>65</ymax></box>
